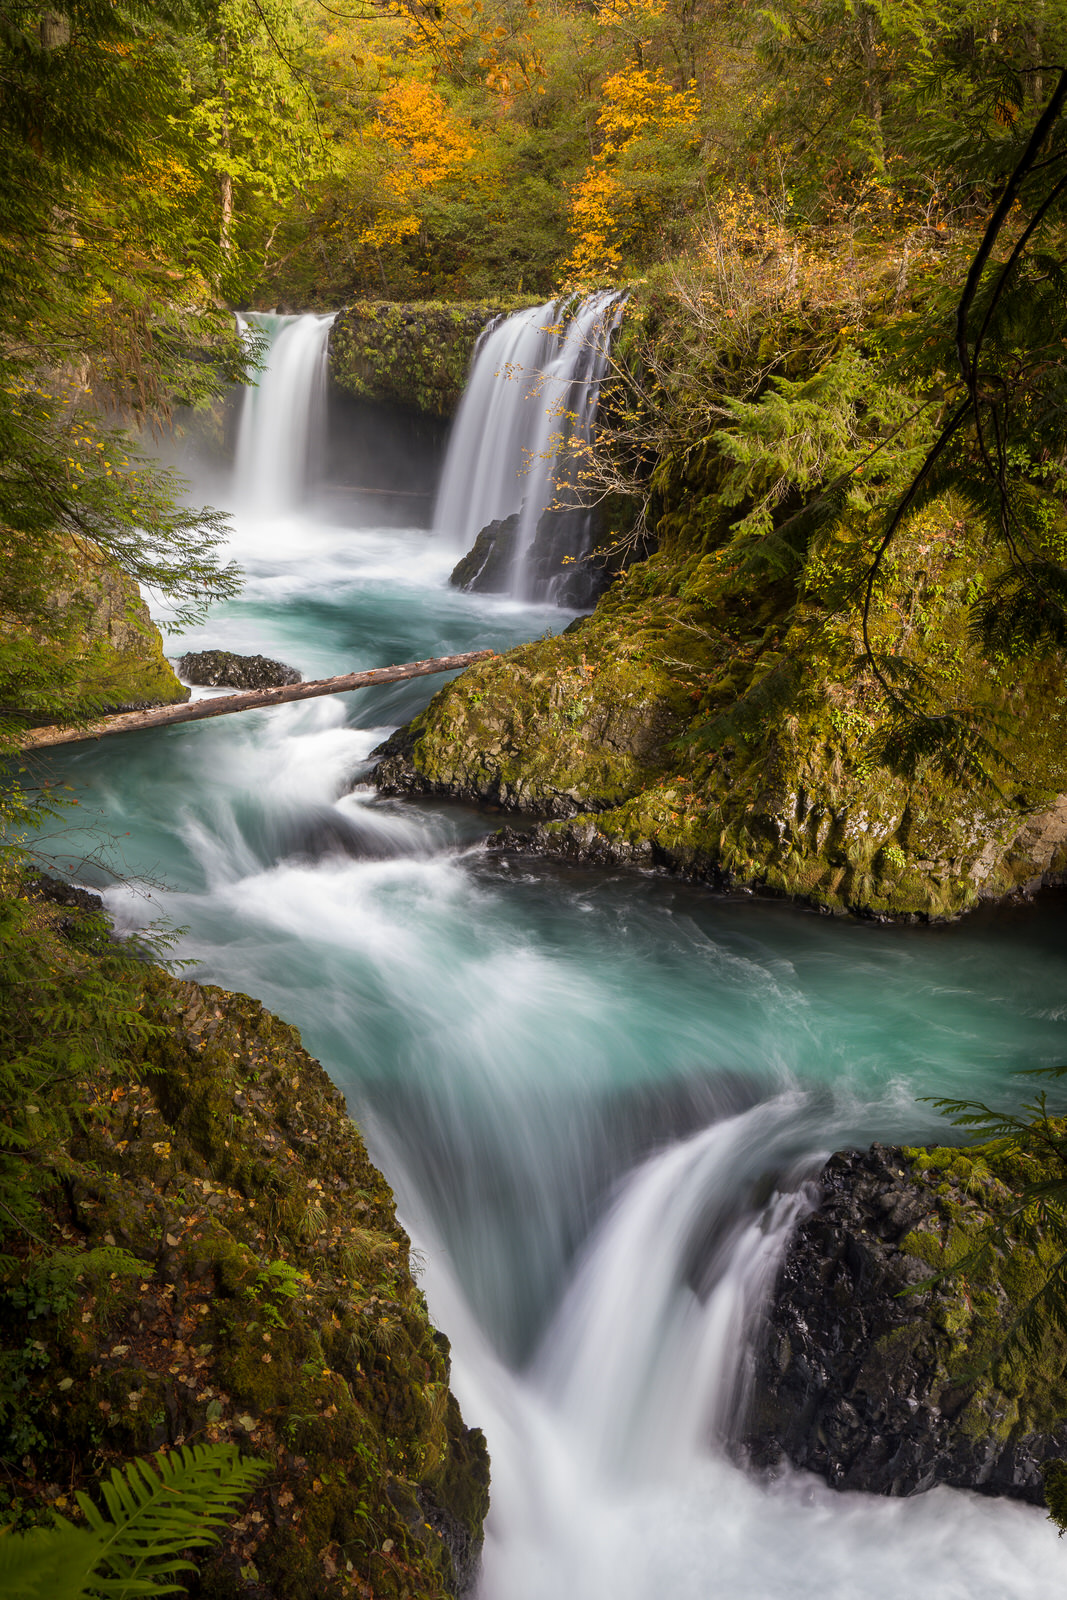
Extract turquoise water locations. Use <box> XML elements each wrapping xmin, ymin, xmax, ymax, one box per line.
<box><xmin>39</xmin><ymin>507</ymin><xmax>1067</xmax><ymax>1598</ymax></box>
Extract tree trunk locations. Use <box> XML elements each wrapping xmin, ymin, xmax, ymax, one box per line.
<box><xmin>856</xmin><ymin>6</ymin><xmax>886</xmax><ymax>176</ymax></box>
<box><xmin>20</xmin><ymin>651</ymin><xmax>496</xmax><ymax>751</ymax></box>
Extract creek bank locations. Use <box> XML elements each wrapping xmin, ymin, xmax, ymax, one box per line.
<box><xmin>1</xmin><ymin>884</ymin><xmax>489</xmax><ymax>1600</ymax></box>
<box><xmin>743</xmin><ymin>1141</ymin><xmax>1067</xmax><ymax>1503</ymax></box>
<box><xmin>373</xmin><ymin>480</ymin><xmax>1067</xmax><ymax>921</ymax></box>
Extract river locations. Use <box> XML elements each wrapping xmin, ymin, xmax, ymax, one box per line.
<box><xmin>37</xmin><ymin>318</ymin><xmax>1067</xmax><ymax>1597</ymax></box>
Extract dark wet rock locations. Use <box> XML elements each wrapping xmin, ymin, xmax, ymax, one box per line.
<box><xmin>743</xmin><ymin>1142</ymin><xmax>1067</xmax><ymax>1503</ymax></box>
<box><xmin>26</xmin><ymin>873</ymin><xmax>105</xmax><ymax>916</ymax></box>
<box><xmin>523</xmin><ymin>507</ymin><xmax>617</xmax><ymax>609</ymax></box>
<box><xmin>177</xmin><ymin>649</ymin><xmax>302</xmax><ymax>690</ymax></box>
<box><xmin>449</xmin><ymin>515</ymin><xmax>521</xmax><ymax>593</ymax></box>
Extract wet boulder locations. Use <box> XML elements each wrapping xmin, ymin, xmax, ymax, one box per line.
<box><xmin>743</xmin><ymin>1141</ymin><xmax>1067</xmax><ymax>1503</ymax></box>
<box><xmin>449</xmin><ymin>515</ymin><xmax>521</xmax><ymax>593</ymax></box>
<box><xmin>177</xmin><ymin>649</ymin><xmax>302</xmax><ymax>689</ymax></box>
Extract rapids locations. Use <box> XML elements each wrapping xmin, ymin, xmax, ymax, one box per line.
<box><xmin>37</xmin><ymin>316</ymin><xmax>1067</xmax><ymax>1598</ymax></box>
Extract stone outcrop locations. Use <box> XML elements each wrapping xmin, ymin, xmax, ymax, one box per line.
<box><xmin>329</xmin><ymin>302</ymin><xmax>533</xmax><ymax>419</ymax></box>
<box><xmin>1</xmin><ymin>884</ymin><xmax>490</xmax><ymax>1599</ymax></box>
<box><xmin>449</xmin><ymin>516</ymin><xmax>520</xmax><ymax>593</ymax></box>
<box><xmin>374</xmin><ymin>485</ymin><xmax>1067</xmax><ymax>921</ymax></box>
<box><xmin>744</xmin><ymin>1142</ymin><xmax>1067</xmax><ymax>1503</ymax></box>
<box><xmin>177</xmin><ymin>650</ymin><xmax>302</xmax><ymax>690</ymax></box>
<box><xmin>2</xmin><ymin>543</ymin><xmax>189</xmax><ymax>716</ymax></box>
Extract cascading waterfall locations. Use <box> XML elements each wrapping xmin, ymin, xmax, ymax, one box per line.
<box><xmin>434</xmin><ymin>291</ymin><xmax>624</xmax><ymax>602</ymax></box>
<box><xmin>47</xmin><ymin>331</ymin><xmax>1067</xmax><ymax>1600</ymax></box>
<box><xmin>432</xmin><ymin>303</ymin><xmax>561</xmax><ymax>552</ymax></box>
<box><xmin>510</xmin><ymin>288</ymin><xmax>625</xmax><ymax>602</ymax></box>
<box><xmin>233</xmin><ymin>311</ymin><xmax>336</xmax><ymax>510</ymax></box>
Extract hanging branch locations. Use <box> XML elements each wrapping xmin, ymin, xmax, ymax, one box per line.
<box><xmin>18</xmin><ymin>651</ymin><xmax>496</xmax><ymax>751</ymax></box>
<box><xmin>861</xmin><ymin>69</ymin><xmax>1067</xmax><ymax>700</ymax></box>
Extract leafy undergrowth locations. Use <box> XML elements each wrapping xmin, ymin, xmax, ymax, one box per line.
<box><xmin>0</xmin><ymin>880</ymin><xmax>488</xmax><ymax>1600</ymax></box>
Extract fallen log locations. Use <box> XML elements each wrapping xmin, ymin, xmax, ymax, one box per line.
<box><xmin>20</xmin><ymin>650</ymin><xmax>496</xmax><ymax>751</ymax></box>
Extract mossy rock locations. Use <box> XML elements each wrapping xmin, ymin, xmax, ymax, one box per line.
<box><xmin>744</xmin><ymin>1140</ymin><xmax>1067</xmax><ymax>1500</ymax></box>
<box><xmin>377</xmin><ymin>487</ymin><xmax>1067</xmax><ymax>920</ymax></box>
<box><xmin>0</xmin><ymin>539</ymin><xmax>188</xmax><ymax>718</ymax></box>
<box><xmin>329</xmin><ymin>301</ymin><xmax>538</xmax><ymax>419</ymax></box>
<box><xmin>0</xmin><ymin>957</ymin><xmax>489</xmax><ymax>1598</ymax></box>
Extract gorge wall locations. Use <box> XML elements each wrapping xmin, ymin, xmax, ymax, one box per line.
<box><xmin>328</xmin><ymin>302</ymin><xmax>530</xmax><ymax>419</ymax></box>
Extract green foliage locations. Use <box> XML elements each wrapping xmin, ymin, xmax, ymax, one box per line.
<box><xmin>715</xmin><ymin>347</ymin><xmax>936</xmax><ymax>561</ymax></box>
<box><xmin>0</xmin><ymin>884</ymin><xmax>162</xmax><ymax>1259</ymax></box>
<box><xmin>925</xmin><ymin>1074</ymin><xmax>1067</xmax><ymax>1373</ymax></box>
<box><xmin>0</xmin><ymin>1443</ymin><xmax>269</xmax><ymax>1600</ymax></box>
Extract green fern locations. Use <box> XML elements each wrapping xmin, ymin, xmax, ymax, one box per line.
<box><xmin>0</xmin><ymin>1443</ymin><xmax>269</xmax><ymax>1600</ymax></box>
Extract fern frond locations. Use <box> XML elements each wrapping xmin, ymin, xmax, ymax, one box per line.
<box><xmin>864</xmin><ymin>704</ymin><xmax>1017</xmax><ymax>790</ymax></box>
<box><xmin>76</xmin><ymin>1444</ymin><xmax>270</xmax><ymax>1597</ymax></box>
<box><xmin>970</xmin><ymin>559</ymin><xmax>1067</xmax><ymax>656</ymax></box>
<box><xmin>0</xmin><ymin>1522</ymin><xmax>103</xmax><ymax>1600</ymax></box>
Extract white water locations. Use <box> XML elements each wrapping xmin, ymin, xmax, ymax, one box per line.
<box><xmin>432</xmin><ymin>302</ymin><xmax>560</xmax><ymax>551</ymax></box>
<box><xmin>45</xmin><ymin>318</ymin><xmax>1067</xmax><ymax>1598</ymax></box>
<box><xmin>432</xmin><ymin>292</ymin><xmax>623</xmax><ymax>600</ymax></box>
<box><xmin>510</xmin><ymin>288</ymin><xmax>624</xmax><ymax>600</ymax></box>
<box><xmin>233</xmin><ymin>312</ymin><xmax>336</xmax><ymax>510</ymax></box>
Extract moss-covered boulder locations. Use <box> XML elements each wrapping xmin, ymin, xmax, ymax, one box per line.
<box><xmin>744</xmin><ymin>1140</ymin><xmax>1067</xmax><ymax>1502</ymax></box>
<box><xmin>1</xmin><ymin>541</ymin><xmax>188</xmax><ymax>718</ymax></box>
<box><xmin>375</xmin><ymin>488</ymin><xmax>1067</xmax><ymax>920</ymax></box>
<box><xmin>329</xmin><ymin>302</ymin><xmax>535</xmax><ymax>419</ymax></box>
<box><xmin>0</xmin><ymin>925</ymin><xmax>489</xmax><ymax>1598</ymax></box>
<box><xmin>375</xmin><ymin>623</ymin><xmax>681</xmax><ymax>818</ymax></box>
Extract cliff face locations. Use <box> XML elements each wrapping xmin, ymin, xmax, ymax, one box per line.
<box><xmin>329</xmin><ymin>302</ymin><xmax>531</xmax><ymax>419</ymax></box>
<box><xmin>743</xmin><ymin>1142</ymin><xmax>1067</xmax><ymax>1503</ymax></box>
<box><xmin>0</xmin><ymin>892</ymin><xmax>489</xmax><ymax>1600</ymax></box>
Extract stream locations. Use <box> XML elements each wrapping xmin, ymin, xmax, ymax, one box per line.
<box><xmin>37</xmin><ymin>316</ymin><xmax>1067</xmax><ymax>1597</ymax></box>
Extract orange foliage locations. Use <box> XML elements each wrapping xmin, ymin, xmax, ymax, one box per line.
<box><xmin>565</xmin><ymin>67</ymin><xmax>699</xmax><ymax>281</ymax></box>
<box><xmin>361</xmin><ymin>80</ymin><xmax>476</xmax><ymax>247</ymax></box>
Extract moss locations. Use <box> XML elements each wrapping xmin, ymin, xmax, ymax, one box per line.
<box><xmin>1</xmin><ymin>539</ymin><xmax>187</xmax><ymax>717</ymax></box>
<box><xmin>894</xmin><ymin>1139</ymin><xmax>1067</xmax><ymax>1445</ymax></box>
<box><xmin>0</xmin><ymin>964</ymin><xmax>488</xmax><ymax>1599</ymax></box>
<box><xmin>392</xmin><ymin>480</ymin><xmax>1067</xmax><ymax>920</ymax></box>
<box><xmin>329</xmin><ymin>300</ymin><xmax>538</xmax><ymax>418</ymax></box>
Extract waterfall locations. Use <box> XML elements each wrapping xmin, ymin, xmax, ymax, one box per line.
<box><xmin>233</xmin><ymin>312</ymin><xmax>336</xmax><ymax>511</ymax></box>
<box><xmin>510</xmin><ymin>290</ymin><xmax>625</xmax><ymax>603</ymax></box>
<box><xmin>435</xmin><ymin>291</ymin><xmax>625</xmax><ymax>604</ymax></box>
<box><xmin>432</xmin><ymin>303</ymin><xmax>561</xmax><ymax>552</ymax></box>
